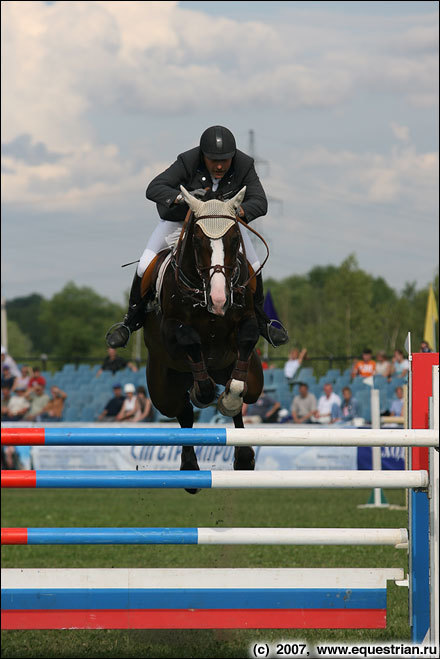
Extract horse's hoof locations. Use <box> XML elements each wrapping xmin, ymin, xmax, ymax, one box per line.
<box><xmin>234</xmin><ymin>447</ymin><xmax>255</xmax><ymax>470</ymax></box>
<box><xmin>189</xmin><ymin>385</ymin><xmax>214</xmax><ymax>409</ymax></box>
<box><xmin>180</xmin><ymin>456</ymin><xmax>201</xmax><ymax>495</ymax></box>
<box><xmin>217</xmin><ymin>391</ymin><xmax>242</xmax><ymax>418</ymax></box>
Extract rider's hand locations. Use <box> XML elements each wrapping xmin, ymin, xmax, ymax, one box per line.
<box><xmin>190</xmin><ymin>188</ymin><xmax>208</xmax><ymax>199</ymax></box>
<box><xmin>236</xmin><ymin>206</ymin><xmax>245</xmax><ymax>218</ymax></box>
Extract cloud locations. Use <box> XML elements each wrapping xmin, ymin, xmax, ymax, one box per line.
<box><xmin>2</xmin><ymin>2</ymin><xmax>438</xmax><ymax>133</ymax></box>
<box><xmin>271</xmin><ymin>140</ymin><xmax>438</xmax><ymax>210</ymax></box>
<box><xmin>2</xmin><ymin>134</ymin><xmax>64</xmax><ymax>165</ymax></box>
<box><xmin>2</xmin><ymin>1</ymin><xmax>437</xmax><ymax>209</ymax></box>
<box><xmin>390</xmin><ymin>122</ymin><xmax>410</xmax><ymax>142</ymax></box>
<box><xmin>1</xmin><ymin>1</ymin><xmax>438</xmax><ymax>299</ymax></box>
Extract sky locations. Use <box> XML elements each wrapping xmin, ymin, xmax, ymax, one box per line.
<box><xmin>1</xmin><ymin>0</ymin><xmax>438</xmax><ymax>305</ymax></box>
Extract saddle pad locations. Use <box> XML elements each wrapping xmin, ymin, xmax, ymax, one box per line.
<box><xmin>141</xmin><ymin>250</ymin><xmax>171</xmax><ymax>298</ymax></box>
<box><xmin>155</xmin><ymin>252</ymin><xmax>173</xmax><ymax>304</ymax></box>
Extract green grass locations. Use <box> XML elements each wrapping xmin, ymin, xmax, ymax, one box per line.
<box><xmin>2</xmin><ymin>487</ymin><xmax>409</xmax><ymax>658</ymax></box>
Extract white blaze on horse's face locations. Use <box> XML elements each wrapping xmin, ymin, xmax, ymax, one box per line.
<box><xmin>209</xmin><ymin>237</ymin><xmax>227</xmax><ymax>316</ymax></box>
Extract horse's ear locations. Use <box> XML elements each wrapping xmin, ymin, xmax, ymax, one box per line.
<box><xmin>180</xmin><ymin>185</ymin><xmax>204</xmax><ymax>214</ymax></box>
<box><xmin>229</xmin><ymin>186</ymin><xmax>246</xmax><ymax>212</ymax></box>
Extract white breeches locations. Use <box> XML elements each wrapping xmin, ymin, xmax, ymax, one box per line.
<box><xmin>137</xmin><ymin>220</ymin><xmax>261</xmax><ymax>277</ymax></box>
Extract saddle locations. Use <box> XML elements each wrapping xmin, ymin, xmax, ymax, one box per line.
<box><xmin>141</xmin><ymin>249</ymin><xmax>170</xmax><ymax>299</ymax></box>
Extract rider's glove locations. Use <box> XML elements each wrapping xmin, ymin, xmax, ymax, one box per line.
<box><xmin>190</xmin><ymin>188</ymin><xmax>208</xmax><ymax>200</ymax></box>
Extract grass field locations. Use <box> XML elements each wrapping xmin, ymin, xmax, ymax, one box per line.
<box><xmin>2</xmin><ymin>486</ymin><xmax>409</xmax><ymax>658</ymax></box>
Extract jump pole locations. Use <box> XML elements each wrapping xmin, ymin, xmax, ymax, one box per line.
<box><xmin>1</xmin><ymin>527</ymin><xmax>409</xmax><ymax>548</ymax></box>
<box><xmin>2</xmin><ymin>427</ymin><xmax>438</xmax><ymax>446</ymax></box>
<box><xmin>1</xmin><ymin>567</ymin><xmax>405</xmax><ymax>630</ymax></box>
<box><xmin>1</xmin><ymin>469</ymin><xmax>429</xmax><ymax>490</ymax></box>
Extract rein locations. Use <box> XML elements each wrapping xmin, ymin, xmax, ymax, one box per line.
<box><xmin>171</xmin><ymin>210</ymin><xmax>270</xmax><ymax>308</ymax></box>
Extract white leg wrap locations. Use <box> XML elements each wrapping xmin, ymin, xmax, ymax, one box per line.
<box><xmin>217</xmin><ymin>379</ymin><xmax>245</xmax><ymax>417</ymax></box>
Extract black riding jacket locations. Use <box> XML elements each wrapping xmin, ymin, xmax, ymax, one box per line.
<box><xmin>146</xmin><ymin>147</ymin><xmax>268</xmax><ymax>223</ymax></box>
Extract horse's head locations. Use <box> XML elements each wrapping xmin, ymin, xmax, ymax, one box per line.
<box><xmin>180</xmin><ymin>185</ymin><xmax>246</xmax><ymax>316</ymax></box>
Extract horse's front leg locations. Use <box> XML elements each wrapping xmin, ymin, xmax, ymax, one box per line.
<box><xmin>176</xmin><ymin>395</ymin><xmax>202</xmax><ymax>495</ymax></box>
<box><xmin>232</xmin><ymin>410</ymin><xmax>256</xmax><ymax>470</ymax></box>
<box><xmin>162</xmin><ymin>318</ymin><xmax>216</xmax><ymax>408</ymax></box>
<box><xmin>217</xmin><ymin>315</ymin><xmax>259</xmax><ymax>417</ymax></box>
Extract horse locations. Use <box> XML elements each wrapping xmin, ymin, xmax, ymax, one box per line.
<box><xmin>143</xmin><ymin>186</ymin><xmax>264</xmax><ymax>492</ymax></box>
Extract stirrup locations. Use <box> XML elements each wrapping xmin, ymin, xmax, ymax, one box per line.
<box><xmin>264</xmin><ymin>319</ymin><xmax>289</xmax><ymax>348</ymax></box>
<box><xmin>105</xmin><ymin>322</ymin><xmax>131</xmax><ymax>349</ymax></box>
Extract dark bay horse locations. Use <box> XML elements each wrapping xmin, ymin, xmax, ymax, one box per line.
<box><xmin>143</xmin><ymin>186</ymin><xmax>263</xmax><ymax>492</ymax></box>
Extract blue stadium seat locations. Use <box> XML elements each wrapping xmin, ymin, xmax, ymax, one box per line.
<box><xmin>270</xmin><ymin>369</ymin><xmax>287</xmax><ymax>385</ymax></box>
<box><xmin>79</xmin><ymin>405</ymin><xmax>98</xmax><ymax>422</ymax></box>
<box><xmin>355</xmin><ymin>389</ymin><xmax>372</xmax><ymax>423</ymax></box>
<box><xmin>297</xmin><ymin>366</ymin><xmax>314</xmax><ymax>379</ymax></box>
<box><xmin>61</xmin><ymin>404</ymin><xmax>81</xmax><ymax>422</ymax></box>
<box><xmin>197</xmin><ymin>407</ymin><xmax>216</xmax><ymax>423</ymax></box>
<box><xmin>373</xmin><ymin>374</ymin><xmax>387</xmax><ymax>389</ymax></box>
<box><xmin>61</xmin><ymin>364</ymin><xmax>76</xmax><ymax>374</ymax></box>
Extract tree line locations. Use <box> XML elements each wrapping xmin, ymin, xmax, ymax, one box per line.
<box><xmin>5</xmin><ymin>254</ymin><xmax>438</xmax><ymax>376</ymax></box>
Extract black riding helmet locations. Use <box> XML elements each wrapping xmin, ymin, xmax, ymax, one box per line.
<box><xmin>200</xmin><ymin>126</ymin><xmax>236</xmax><ymax>160</ymax></box>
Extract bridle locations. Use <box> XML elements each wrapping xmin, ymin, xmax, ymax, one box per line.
<box><xmin>171</xmin><ymin>209</ymin><xmax>270</xmax><ymax>309</ymax></box>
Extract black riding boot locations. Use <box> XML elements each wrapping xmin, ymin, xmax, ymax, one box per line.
<box><xmin>105</xmin><ymin>273</ymin><xmax>146</xmax><ymax>348</ymax></box>
<box><xmin>254</xmin><ymin>274</ymin><xmax>289</xmax><ymax>347</ymax></box>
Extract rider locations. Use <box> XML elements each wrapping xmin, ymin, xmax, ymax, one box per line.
<box><xmin>106</xmin><ymin>125</ymin><xmax>289</xmax><ymax>349</ymax></box>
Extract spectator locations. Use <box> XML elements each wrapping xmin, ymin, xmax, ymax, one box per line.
<box><xmin>337</xmin><ymin>386</ymin><xmax>360</xmax><ymax>423</ymax></box>
<box><xmin>1</xmin><ymin>345</ymin><xmax>20</xmax><ymax>379</ymax></box>
<box><xmin>375</xmin><ymin>351</ymin><xmax>391</xmax><ymax>380</ymax></box>
<box><xmin>291</xmin><ymin>383</ymin><xmax>317</xmax><ymax>424</ymax></box>
<box><xmin>96</xmin><ymin>347</ymin><xmax>138</xmax><ymax>376</ymax></box>
<box><xmin>242</xmin><ymin>389</ymin><xmax>281</xmax><ymax>424</ymax></box>
<box><xmin>1</xmin><ymin>365</ymin><xmax>17</xmax><ymax>390</ymax></box>
<box><xmin>4</xmin><ymin>386</ymin><xmax>30</xmax><ymax>421</ymax></box>
<box><xmin>284</xmin><ymin>347</ymin><xmax>307</xmax><ymax>381</ymax></box>
<box><xmin>391</xmin><ymin>350</ymin><xmax>409</xmax><ymax>379</ymax></box>
<box><xmin>12</xmin><ymin>365</ymin><xmax>32</xmax><ymax>392</ymax></box>
<box><xmin>116</xmin><ymin>383</ymin><xmax>138</xmax><ymax>421</ymax></box>
<box><xmin>24</xmin><ymin>382</ymin><xmax>50</xmax><ymax>421</ymax></box>
<box><xmin>1</xmin><ymin>446</ymin><xmax>22</xmax><ymax>470</ymax></box>
<box><xmin>28</xmin><ymin>367</ymin><xmax>46</xmax><ymax>390</ymax></box>
<box><xmin>40</xmin><ymin>386</ymin><xmax>67</xmax><ymax>421</ymax></box>
<box><xmin>420</xmin><ymin>341</ymin><xmax>433</xmax><ymax>353</ymax></box>
<box><xmin>312</xmin><ymin>383</ymin><xmax>341</xmax><ymax>424</ymax></box>
<box><xmin>97</xmin><ymin>384</ymin><xmax>125</xmax><ymax>421</ymax></box>
<box><xmin>1</xmin><ymin>385</ymin><xmax>13</xmax><ymax>420</ymax></box>
<box><xmin>131</xmin><ymin>386</ymin><xmax>154</xmax><ymax>422</ymax></box>
<box><xmin>390</xmin><ymin>386</ymin><xmax>404</xmax><ymax>417</ymax></box>
<box><xmin>351</xmin><ymin>348</ymin><xmax>376</xmax><ymax>379</ymax></box>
